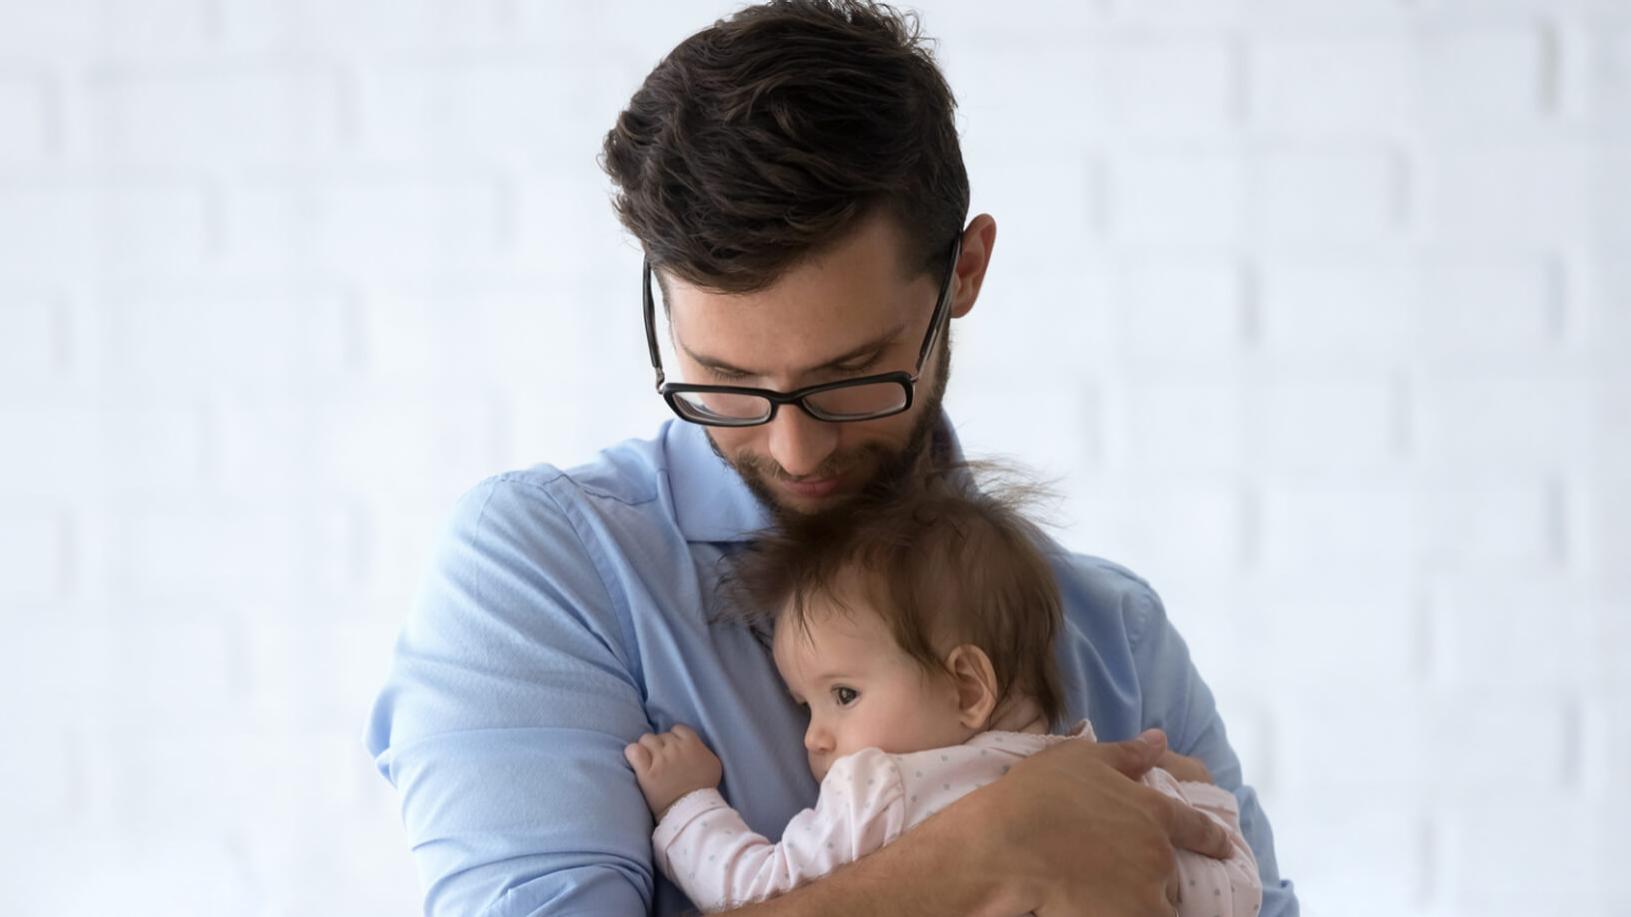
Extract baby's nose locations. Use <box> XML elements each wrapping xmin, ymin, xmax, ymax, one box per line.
<box><xmin>804</xmin><ymin>723</ymin><xmax>832</xmax><ymax>753</ymax></box>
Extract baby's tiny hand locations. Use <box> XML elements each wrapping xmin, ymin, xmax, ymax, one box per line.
<box><xmin>623</xmin><ymin>723</ymin><xmax>723</xmax><ymax>819</ymax></box>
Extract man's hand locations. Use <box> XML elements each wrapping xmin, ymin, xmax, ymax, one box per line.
<box><xmin>968</xmin><ymin>728</ymin><xmax>1236</xmax><ymax>916</ymax></box>
<box><xmin>1155</xmin><ymin>749</ymin><xmax>1214</xmax><ymax>785</ymax></box>
<box><xmin>624</xmin><ymin>724</ymin><xmax>723</xmax><ymax>819</ymax></box>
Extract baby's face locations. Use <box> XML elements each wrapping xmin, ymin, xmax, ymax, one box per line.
<box><xmin>771</xmin><ymin>595</ymin><xmax>971</xmax><ymax>782</ymax></box>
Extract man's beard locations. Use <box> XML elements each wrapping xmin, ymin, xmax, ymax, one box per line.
<box><xmin>708</xmin><ymin>336</ymin><xmax>953</xmax><ymax>524</ymax></box>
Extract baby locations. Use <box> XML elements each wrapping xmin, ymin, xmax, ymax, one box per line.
<box><xmin>624</xmin><ymin>472</ymin><xmax>1263</xmax><ymax>914</ymax></box>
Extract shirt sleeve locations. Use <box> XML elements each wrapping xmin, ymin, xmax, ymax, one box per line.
<box><xmin>1122</xmin><ymin>580</ymin><xmax>1299</xmax><ymax>916</ymax></box>
<box><xmin>1142</xmin><ymin>769</ymin><xmax>1264</xmax><ymax>916</ymax></box>
<box><xmin>649</xmin><ymin>748</ymin><xmax>908</xmax><ymax>912</ymax></box>
<box><xmin>363</xmin><ymin>474</ymin><xmax>657</xmax><ymax>917</ymax></box>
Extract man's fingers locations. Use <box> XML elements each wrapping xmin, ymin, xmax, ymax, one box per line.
<box><xmin>1157</xmin><ymin>794</ymin><xmax>1233</xmax><ymax>860</ymax></box>
<box><xmin>1097</xmin><ymin>728</ymin><xmax>1167</xmax><ymax>779</ymax></box>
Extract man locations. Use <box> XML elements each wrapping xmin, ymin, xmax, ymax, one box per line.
<box><xmin>365</xmin><ymin>2</ymin><xmax>1298</xmax><ymax>914</ymax></box>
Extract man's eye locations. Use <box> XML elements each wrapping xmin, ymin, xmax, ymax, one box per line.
<box><xmin>833</xmin><ymin>686</ymin><xmax>858</xmax><ymax>706</ymax></box>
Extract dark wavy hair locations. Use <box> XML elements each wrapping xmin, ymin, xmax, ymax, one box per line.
<box><xmin>724</xmin><ymin>463</ymin><xmax>1067</xmax><ymax>729</ymax></box>
<box><xmin>600</xmin><ymin>0</ymin><xmax>970</xmax><ymax>293</ymax></box>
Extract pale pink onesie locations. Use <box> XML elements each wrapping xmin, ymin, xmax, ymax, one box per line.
<box><xmin>652</xmin><ymin>721</ymin><xmax>1262</xmax><ymax>915</ymax></box>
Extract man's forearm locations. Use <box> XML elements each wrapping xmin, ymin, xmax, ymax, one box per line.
<box><xmin>717</xmin><ymin>799</ymin><xmax>1014</xmax><ymax>917</ymax></box>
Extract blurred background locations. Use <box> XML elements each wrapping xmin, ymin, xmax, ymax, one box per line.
<box><xmin>2</xmin><ymin>0</ymin><xmax>1627</xmax><ymax>914</ymax></box>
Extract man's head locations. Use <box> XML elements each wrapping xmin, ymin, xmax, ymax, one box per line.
<box><xmin>601</xmin><ymin>0</ymin><xmax>996</xmax><ymax>518</ymax></box>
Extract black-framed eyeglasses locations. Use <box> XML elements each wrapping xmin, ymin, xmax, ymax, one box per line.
<box><xmin>642</xmin><ymin>236</ymin><xmax>962</xmax><ymax>428</ymax></box>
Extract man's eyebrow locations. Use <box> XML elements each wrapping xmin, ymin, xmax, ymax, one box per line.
<box><xmin>678</xmin><ymin>323</ymin><xmax>908</xmax><ymax>377</ymax></box>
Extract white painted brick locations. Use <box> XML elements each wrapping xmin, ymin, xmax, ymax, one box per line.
<box><xmin>106</xmin><ymin>281</ymin><xmax>352</xmax><ymax>388</ymax></box>
<box><xmin>0</xmin><ymin>620</ymin><xmax>111</xmax><ymax>733</ymax></box>
<box><xmin>953</xmin><ymin>262</ymin><xmax>1106</xmax><ymax>374</ymax></box>
<box><xmin>0</xmin><ymin>76</ymin><xmax>51</xmax><ymax>162</ymax></box>
<box><xmin>101</xmin><ymin>0</ymin><xmax>211</xmax><ymax>55</ymax></box>
<box><xmin>1106</xmin><ymin>150</ymin><xmax>1245</xmax><ymax>244</ymax></box>
<box><xmin>1258</xmin><ymin>586</ymin><xmax>1421</xmax><ymax>686</ymax></box>
<box><xmin>1441</xmin><ymin>799</ymin><xmax>1610</xmax><ymax>908</ymax></box>
<box><xmin>1249</xmin><ymin>35</ymin><xmax>1415</xmax><ymax>133</ymax></box>
<box><xmin>1072</xmin><ymin>478</ymin><xmax>1246</xmax><ymax>581</ymax></box>
<box><xmin>1113</xmin><ymin>379</ymin><xmax>1244</xmax><ymax>472</ymax></box>
<box><xmin>0</xmin><ymin>727</ymin><xmax>75</xmax><ymax>821</ymax></box>
<box><xmin>1420</xmin><ymin>478</ymin><xmax>1561</xmax><ymax>567</ymax></box>
<box><xmin>1583</xmin><ymin>692</ymin><xmax>1631</xmax><ymax>799</ymax></box>
<box><xmin>1247</xmin><ymin>376</ymin><xmax>1399</xmax><ymax>474</ymax></box>
<box><xmin>205</xmin><ymin>394</ymin><xmax>310</xmax><ymax>497</ymax></box>
<box><xmin>952</xmin><ymin>39</ymin><xmax>1103</xmax><ymax>146</ymax></box>
<box><xmin>954</xmin><ymin>380</ymin><xmax>1099</xmax><ymax>480</ymax></box>
<box><xmin>246</xmin><ymin>617</ymin><xmax>394</xmax><ymax>733</ymax></box>
<box><xmin>1267</xmin><ymin>801</ymin><xmax>1427</xmax><ymax>915</ymax></box>
<box><xmin>1100</xmin><ymin>35</ymin><xmax>1237</xmax><ymax>134</ymax></box>
<box><xmin>1258</xmin><ymin>484</ymin><xmax>1415</xmax><ymax>581</ymax></box>
<box><xmin>1590</xmin><ymin>477</ymin><xmax>1631</xmax><ymax>595</ymax></box>
<box><xmin>0</xmin><ymin>296</ymin><xmax>68</xmax><ymax>379</ymax></box>
<box><xmin>0</xmin><ymin>2</ymin><xmax>97</xmax><ymax>55</ymax></box>
<box><xmin>357</xmin><ymin>56</ymin><xmax>640</xmax><ymax>165</ymax></box>
<box><xmin>223</xmin><ymin>175</ymin><xmax>505</xmax><ymax>272</ymax></box>
<box><xmin>1111</xmin><ymin>256</ymin><xmax>1245</xmax><ymax>363</ymax></box>
<box><xmin>1276</xmin><ymin>689</ymin><xmax>1573</xmax><ymax>795</ymax></box>
<box><xmin>1258</xmin><ymin>260</ymin><xmax>1413</xmax><ymax>358</ymax></box>
<box><xmin>1418</xmin><ymin>256</ymin><xmax>1561</xmax><ymax>353</ymax></box>
<box><xmin>316</xmin><ymin>387</ymin><xmax>506</xmax><ymax>501</ymax></box>
<box><xmin>0</xmin><ymin>402</ymin><xmax>96</xmax><ymax>493</ymax></box>
<box><xmin>0</xmin><ymin>183</ymin><xmax>209</xmax><ymax>275</ymax></box>
<box><xmin>1430</xmin><ymin>574</ymin><xmax>1591</xmax><ymax>687</ymax></box>
<box><xmin>1588</xmin><ymin>25</ymin><xmax>1631</xmax><ymax>133</ymax></box>
<box><xmin>0</xmin><ymin>508</ymin><xmax>69</xmax><ymax>601</ymax></box>
<box><xmin>99</xmin><ymin>404</ymin><xmax>207</xmax><ymax>495</ymax></box>
<box><xmin>1411</xmin><ymin>376</ymin><xmax>1591</xmax><ymax>471</ymax></box>
<box><xmin>355</xmin><ymin>505</ymin><xmax>440</xmax><ymax>607</ymax></box>
<box><xmin>220</xmin><ymin>0</ymin><xmax>510</xmax><ymax>51</ymax></box>
<box><xmin>1422</xmin><ymin>27</ymin><xmax>1552</xmax><ymax>126</ymax></box>
<box><xmin>1109</xmin><ymin>0</ymin><xmax>1412</xmax><ymax>28</ymax></box>
<box><xmin>118</xmin><ymin>508</ymin><xmax>301</xmax><ymax>599</ymax></box>
<box><xmin>962</xmin><ymin>152</ymin><xmax>1097</xmax><ymax>269</ymax></box>
<box><xmin>1252</xmin><ymin>148</ymin><xmax>1400</xmax><ymax>243</ymax></box>
<box><xmin>513</xmin><ymin>172</ymin><xmax>642</xmax><ymax>276</ymax></box>
<box><xmin>356</xmin><ymin>282</ymin><xmax>496</xmax><ymax>380</ymax></box>
<box><xmin>910</xmin><ymin>1</ymin><xmax>1104</xmax><ymax>39</ymax></box>
<box><xmin>1421</xmin><ymin>145</ymin><xmax>1591</xmax><ymax>244</ymax></box>
<box><xmin>92</xmin><ymin>65</ymin><xmax>344</xmax><ymax>165</ymax></box>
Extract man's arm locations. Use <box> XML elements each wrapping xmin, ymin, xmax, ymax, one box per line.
<box><xmin>717</xmin><ymin>730</ymin><xmax>1235</xmax><ymax>916</ymax></box>
<box><xmin>364</xmin><ymin>473</ymin><xmax>657</xmax><ymax>916</ymax></box>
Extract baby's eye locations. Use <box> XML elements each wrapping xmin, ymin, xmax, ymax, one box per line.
<box><xmin>833</xmin><ymin>686</ymin><xmax>859</xmax><ymax>707</ymax></box>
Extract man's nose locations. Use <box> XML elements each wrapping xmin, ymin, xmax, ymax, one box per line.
<box><xmin>766</xmin><ymin>406</ymin><xmax>839</xmax><ymax>479</ymax></box>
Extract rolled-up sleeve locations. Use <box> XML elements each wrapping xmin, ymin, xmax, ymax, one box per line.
<box><xmin>1123</xmin><ymin>582</ymin><xmax>1300</xmax><ymax>917</ymax></box>
<box><xmin>365</xmin><ymin>473</ymin><xmax>656</xmax><ymax>916</ymax></box>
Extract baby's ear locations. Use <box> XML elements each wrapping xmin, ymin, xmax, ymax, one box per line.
<box><xmin>944</xmin><ymin>644</ymin><xmax>999</xmax><ymax>730</ymax></box>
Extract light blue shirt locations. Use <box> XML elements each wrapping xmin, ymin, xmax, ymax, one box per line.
<box><xmin>365</xmin><ymin>417</ymin><xmax>1299</xmax><ymax>916</ymax></box>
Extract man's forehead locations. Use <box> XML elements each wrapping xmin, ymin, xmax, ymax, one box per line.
<box><xmin>661</xmin><ymin>268</ymin><xmax>927</xmax><ymax>377</ymax></box>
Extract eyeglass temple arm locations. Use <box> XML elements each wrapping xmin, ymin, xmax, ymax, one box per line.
<box><xmin>642</xmin><ymin>259</ymin><xmax>667</xmax><ymax>386</ymax></box>
<box><xmin>913</xmin><ymin>236</ymin><xmax>963</xmax><ymax>369</ymax></box>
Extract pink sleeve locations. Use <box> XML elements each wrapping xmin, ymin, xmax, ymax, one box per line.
<box><xmin>651</xmin><ymin>747</ymin><xmax>908</xmax><ymax>912</ymax></box>
<box><xmin>1142</xmin><ymin>768</ymin><xmax>1264</xmax><ymax>916</ymax></box>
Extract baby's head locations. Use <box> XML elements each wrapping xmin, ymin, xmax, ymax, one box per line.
<box><xmin>730</xmin><ymin>470</ymin><xmax>1065</xmax><ymax>780</ymax></box>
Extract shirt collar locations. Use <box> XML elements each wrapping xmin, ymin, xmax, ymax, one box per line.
<box><xmin>662</xmin><ymin>411</ymin><xmax>965</xmax><ymax>544</ymax></box>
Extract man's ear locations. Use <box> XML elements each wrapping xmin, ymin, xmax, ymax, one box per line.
<box><xmin>944</xmin><ymin>644</ymin><xmax>1000</xmax><ymax>731</ymax></box>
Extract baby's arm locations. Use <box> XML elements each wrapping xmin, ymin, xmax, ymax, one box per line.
<box><xmin>1143</xmin><ymin>767</ymin><xmax>1264</xmax><ymax>916</ymax></box>
<box><xmin>625</xmin><ymin>729</ymin><xmax>907</xmax><ymax>913</ymax></box>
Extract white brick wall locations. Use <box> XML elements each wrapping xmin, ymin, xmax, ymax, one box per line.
<box><xmin>2</xmin><ymin>0</ymin><xmax>1626</xmax><ymax>914</ymax></box>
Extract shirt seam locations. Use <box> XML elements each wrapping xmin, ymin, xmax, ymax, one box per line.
<box><xmin>531</xmin><ymin>479</ymin><xmax>646</xmax><ymax>692</ymax></box>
